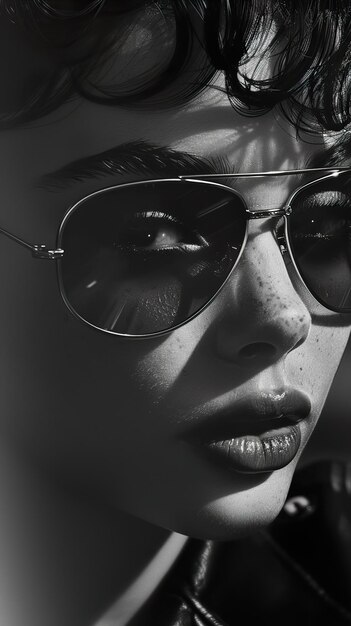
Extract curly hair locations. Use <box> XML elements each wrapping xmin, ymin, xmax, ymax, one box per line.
<box><xmin>1</xmin><ymin>0</ymin><xmax>351</xmax><ymax>136</ymax></box>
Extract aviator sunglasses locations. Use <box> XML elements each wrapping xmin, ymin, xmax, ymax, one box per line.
<box><xmin>2</xmin><ymin>167</ymin><xmax>351</xmax><ymax>337</ymax></box>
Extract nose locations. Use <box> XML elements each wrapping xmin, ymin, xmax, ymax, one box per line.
<box><xmin>213</xmin><ymin>220</ymin><xmax>311</xmax><ymax>367</ymax></box>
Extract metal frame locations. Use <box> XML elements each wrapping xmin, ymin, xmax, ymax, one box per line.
<box><xmin>1</xmin><ymin>166</ymin><xmax>351</xmax><ymax>337</ymax></box>
<box><xmin>0</xmin><ymin>227</ymin><xmax>64</xmax><ymax>259</ymax></box>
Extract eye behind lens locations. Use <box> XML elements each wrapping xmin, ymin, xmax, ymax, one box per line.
<box><xmin>57</xmin><ymin>179</ymin><xmax>248</xmax><ymax>335</ymax></box>
<box><xmin>288</xmin><ymin>175</ymin><xmax>351</xmax><ymax>312</ymax></box>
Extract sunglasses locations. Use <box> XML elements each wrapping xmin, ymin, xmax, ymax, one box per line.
<box><xmin>2</xmin><ymin>167</ymin><xmax>351</xmax><ymax>337</ymax></box>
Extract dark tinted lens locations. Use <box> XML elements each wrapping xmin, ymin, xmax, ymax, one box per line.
<box><xmin>288</xmin><ymin>173</ymin><xmax>351</xmax><ymax>311</ymax></box>
<box><xmin>58</xmin><ymin>180</ymin><xmax>247</xmax><ymax>335</ymax></box>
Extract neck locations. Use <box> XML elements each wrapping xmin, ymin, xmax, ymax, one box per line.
<box><xmin>97</xmin><ymin>532</ymin><xmax>187</xmax><ymax>626</ymax></box>
<box><xmin>0</xmin><ymin>444</ymin><xmax>185</xmax><ymax>626</ymax></box>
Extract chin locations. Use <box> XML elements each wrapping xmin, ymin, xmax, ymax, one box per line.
<box><xmin>172</xmin><ymin>464</ymin><xmax>297</xmax><ymax>541</ymax></box>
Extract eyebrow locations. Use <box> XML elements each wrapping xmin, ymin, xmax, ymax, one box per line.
<box><xmin>39</xmin><ymin>140</ymin><xmax>230</xmax><ymax>190</ymax></box>
<box><xmin>307</xmin><ymin>141</ymin><xmax>351</xmax><ymax>169</ymax></box>
<box><xmin>39</xmin><ymin>137</ymin><xmax>348</xmax><ymax>191</ymax></box>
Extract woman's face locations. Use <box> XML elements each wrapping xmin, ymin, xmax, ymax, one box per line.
<box><xmin>0</xmin><ymin>68</ymin><xmax>349</xmax><ymax>539</ymax></box>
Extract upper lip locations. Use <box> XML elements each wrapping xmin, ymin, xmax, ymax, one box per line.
<box><xmin>182</xmin><ymin>388</ymin><xmax>312</xmax><ymax>443</ymax></box>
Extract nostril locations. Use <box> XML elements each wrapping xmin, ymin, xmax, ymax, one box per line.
<box><xmin>238</xmin><ymin>342</ymin><xmax>277</xmax><ymax>360</ymax></box>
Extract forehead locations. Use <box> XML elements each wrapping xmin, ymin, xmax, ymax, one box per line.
<box><xmin>0</xmin><ymin>76</ymin><xmax>327</xmax><ymax>187</ymax></box>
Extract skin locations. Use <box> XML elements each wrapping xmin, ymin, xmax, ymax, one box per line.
<box><xmin>0</xmin><ymin>18</ymin><xmax>350</xmax><ymax>626</ymax></box>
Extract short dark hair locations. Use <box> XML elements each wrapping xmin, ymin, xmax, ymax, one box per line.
<box><xmin>1</xmin><ymin>0</ymin><xmax>351</xmax><ymax>137</ymax></box>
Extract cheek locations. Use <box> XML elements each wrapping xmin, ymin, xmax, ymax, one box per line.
<box><xmin>130</xmin><ymin>318</ymin><xmax>209</xmax><ymax>398</ymax></box>
<box><xmin>286</xmin><ymin>322</ymin><xmax>350</xmax><ymax>415</ymax></box>
<box><xmin>119</xmin><ymin>303</ymin><xmax>351</xmax><ymax>430</ymax></box>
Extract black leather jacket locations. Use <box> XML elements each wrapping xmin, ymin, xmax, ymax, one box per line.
<box><xmin>129</xmin><ymin>462</ymin><xmax>351</xmax><ymax>625</ymax></box>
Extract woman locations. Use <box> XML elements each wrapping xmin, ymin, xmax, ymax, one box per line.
<box><xmin>0</xmin><ymin>1</ymin><xmax>350</xmax><ymax>624</ymax></box>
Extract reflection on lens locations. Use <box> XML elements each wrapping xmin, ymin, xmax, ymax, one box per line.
<box><xmin>58</xmin><ymin>180</ymin><xmax>247</xmax><ymax>335</ymax></box>
<box><xmin>288</xmin><ymin>174</ymin><xmax>351</xmax><ymax>311</ymax></box>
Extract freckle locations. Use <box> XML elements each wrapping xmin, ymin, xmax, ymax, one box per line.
<box><xmin>299</xmin><ymin>317</ymin><xmax>304</xmax><ymax>322</ymax></box>
<box><xmin>299</xmin><ymin>367</ymin><xmax>303</xmax><ymax>371</ymax></box>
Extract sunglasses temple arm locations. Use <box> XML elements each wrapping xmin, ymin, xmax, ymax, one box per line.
<box><xmin>0</xmin><ymin>226</ymin><xmax>64</xmax><ymax>260</ymax></box>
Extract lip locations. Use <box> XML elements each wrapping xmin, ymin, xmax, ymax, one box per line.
<box><xmin>183</xmin><ymin>388</ymin><xmax>311</xmax><ymax>474</ymax></box>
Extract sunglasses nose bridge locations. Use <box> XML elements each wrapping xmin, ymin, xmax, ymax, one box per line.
<box><xmin>246</xmin><ymin>206</ymin><xmax>292</xmax><ymax>220</ymax></box>
<box><xmin>243</xmin><ymin>207</ymin><xmax>290</xmax><ymax>257</ymax></box>
<box><xmin>244</xmin><ymin>207</ymin><xmax>291</xmax><ymax>257</ymax></box>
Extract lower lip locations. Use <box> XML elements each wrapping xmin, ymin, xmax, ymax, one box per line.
<box><xmin>204</xmin><ymin>424</ymin><xmax>302</xmax><ymax>473</ymax></box>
